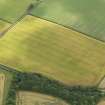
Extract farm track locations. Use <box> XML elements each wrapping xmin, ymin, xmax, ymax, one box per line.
<box><xmin>0</xmin><ymin>14</ymin><xmax>26</xmax><ymax>37</ymax></box>
<box><xmin>0</xmin><ymin>18</ymin><xmax>12</xmax><ymax>24</ymax></box>
<box><xmin>0</xmin><ymin>0</ymin><xmax>42</xmax><ymax>37</ymax></box>
<box><xmin>0</xmin><ymin>73</ymin><xmax>5</xmax><ymax>105</ymax></box>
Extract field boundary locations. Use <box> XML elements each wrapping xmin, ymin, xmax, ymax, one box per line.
<box><xmin>1</xmin><ymin>12</ymin><xmax>105</xmax><ymax>46</ymax></box>
<box><xmin>0</xmin><ymin>0</ymin><xmax>105</xmax><ymax>44</ymax></box>
<box><xmin>0</xmin><ymin>18</ymin><xmax>12</xmax><ymax>24</ymax></box>
<box><xmin>0</xmin><ymin>0</ymin><xmax>42</xmax><ymax>37</ymax></box>
<box><xmin>29</xmin><ymin>13</ymin><xmax>105</xmax><ymax>44</ymax></box>
<box><xmin>0</xmin><ymin>11</ymin><xmax>105</xmax><ymax>45</ymax></box>
<box><xmin>0</xmin><ymin>10</ymin><xmax>27</xmax><ymax>37</ymax></box>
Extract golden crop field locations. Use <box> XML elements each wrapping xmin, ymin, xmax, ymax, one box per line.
<box><xmin>0</xmin><ymin>73</ymin><xmax>5</xmax><ymax>105</ymax></box>
<box><xmin>0</xmin><ymin>20</ymin><xmax>10</xmax><ymax>34</ymax></box>
<box><xmin>0</xmin><ymin>15</ymin><xmax>105</xmax><ymax>85</ymax></box>
<box><xmin>16</xmin><ymin>91</ymin><xmax>69</xmax><ymax>105</ymax></box>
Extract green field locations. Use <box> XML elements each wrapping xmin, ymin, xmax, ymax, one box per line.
<box><xmin>0</xmin><ymin>0</ymin><xmax>38</xmax><ymax>22</ymax></box>
<box><xmin>0</xmin><ymin>15</ymin><xmax>105</xmax><ymax>86</ymax></box>
<box><xmin>31</xmin><ymin>0</ymin><xmax>105</xmax><ymax>41</ymax></box>
<box><xmin>0</xmin><ymin>20</ymin><xmax>10</xmax><ymax>33</ymax></box>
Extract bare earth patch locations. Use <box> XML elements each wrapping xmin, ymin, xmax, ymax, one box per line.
<box><xmin>16</xmin><ymin>91</ymin><xmax>69</xmax><ymax>105</ymax></box>
<box><xmin>0</xmin><ymin>73</ymin><xmax>5</xmax><ymax>105</ymax></box>
<box><xmin>98</xmin><ymin>100</ymin><xmax>105</xmax><ymax>105</ymax></box>
<box><xmin>99</xmin><ymin>77</ymin><xmax>105</xmax><ymax>89</ymax></box>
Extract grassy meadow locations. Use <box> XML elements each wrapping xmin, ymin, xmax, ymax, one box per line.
<box><xmin>0</xmin><ymin>0</ymin><xmax>38</xmax><ymax>22</ymax></box>
<box><xmin>0</xmin><ymin>15</ymin><xmax>105</xmax><ymax>85</ymax></box>
<box><xmin>31</xmin><ymin>0</ymin><xmax>105</xmax><ymax>41</ymax></box>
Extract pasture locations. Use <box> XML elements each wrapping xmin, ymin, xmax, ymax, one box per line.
<box><xmin>16</xmin><ymin>91</ymin><xmax>69</xmax><ymax>105</ymax></box>
<box><xmin>31</xmin><ymin>0</ymin><xmax>105</xmax><ymax>41</ymax></box>
<box><xmin>0</xmin><ymin>0</ymin><xmax>38</xmax><ymax>22</ymax></box>
<box><xmin>0</xmin><ymin>15</ymin><xmax>105</xmax><ymax>85</ymax></box>
<box><xmin>0</xmin><ymin>73</ymin><xmax>5</xmax><ymax>105</ymax></box>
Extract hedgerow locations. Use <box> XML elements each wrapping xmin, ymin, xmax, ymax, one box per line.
<box><xmin>5</xmin><ymin>70</ymin><xmax>105</xmax><ymax>105</ymax></box>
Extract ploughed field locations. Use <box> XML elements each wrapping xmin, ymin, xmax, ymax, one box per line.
<box><xmin>0</xmin><ymin>15</ymin><xmax>105</xmax><ymax>86</ymax></box>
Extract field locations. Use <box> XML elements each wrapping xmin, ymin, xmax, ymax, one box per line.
<box><xmin>0</xmin><ymin>20</ymin><xmax>10</xmax><ymax>34</ymax></box>
<box><xmin>0</xmin><ymin>73</ymin><xmax>5</xmax><ymax>105</ymax></box>
<box><xmin>0</xmin><ymin>0</ymin><xmax>38</xmax><ymax>23</ymax></box>
<box><xmin>1</xmin><ymin>0</ymin><xmax>105</xmax><ymax>41</ymax></box>
<box><xmin>0</xmin><ymin>15</ymin><xmax>105</xmax><ymax>86</ymax></box>
<box><xmin>98</xmin><ymin>100</ymin><xmax>105</xmax><ymax>105</ymax></box>
<box><xmin>0</xmin><ymin>1</ymin><xmax>105</xmax><ymax>105</ymax></box>
<box><xmin>31</xmin><ymin>0</ymin><xmax>105</xmax><ymax>41</ymax></box>
<box><xmin>16</xmin><ymin>91</ymin><xmax>69</xmax><ymax>105</ymax></box>
<box><xmin>0</xmin><ymin>68</ymin><xmax>13</xmax><ymax>105</ymax></box>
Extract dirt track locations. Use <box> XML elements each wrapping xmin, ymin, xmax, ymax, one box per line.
<box><xmin>0</xmin><ymin>73</ymin><xmax>5</xmax><ymax>105</ymax></box>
